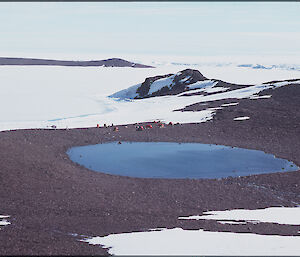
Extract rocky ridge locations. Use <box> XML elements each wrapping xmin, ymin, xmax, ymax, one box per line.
<box><xmin>0</xmin><ymin>57</ymin><xmax>153</xmax><ymax>68</ymax></box>
<box><xmin>110</xmin><ymin>68</ymin><xmax>249</xmax><ymax>99</ymax></box>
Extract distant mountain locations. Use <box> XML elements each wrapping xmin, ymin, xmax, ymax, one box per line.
<box><xmin>238</xmin><ymin>64</ymin><xmax>271</xmax><ymax>69</ymax></box>
<box><xmin>0</xmin><ymin>57</ymin><xmax>153</xmax><ymax>68</ymax></box>
<box><xmin>110</xmin><ymin>69</ymin><xmax>247</xmax><ymax>99</ymax></box>
<box><xmin>237</xmin><ymin>63</ymin><xmax>300</xmax><ymax>71</ymax></box>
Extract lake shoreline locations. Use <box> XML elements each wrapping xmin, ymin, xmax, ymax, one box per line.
<box><xmin>67</xmin><ymin>141</ymin><xmax>298</xmax><ymax>179</ymax></box>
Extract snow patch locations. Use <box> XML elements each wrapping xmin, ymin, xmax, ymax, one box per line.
<box><xmin>188</xmin><ymin>80</ymin><xmax>217</xmax><ymax>90</ymax></box>
<box><xmin>0</xmin><ymin>215</ymin><xmax>10</xmax><ymax>227</ymax></box>
<box><xmin>148</xmin><ymin>75</ymin><xmax>175</xmax><ymax>95</ymax></box>
<box><xmin>179</xmin><ymin>75</ymin><xmax>191</xmax><ymax>83</ymax></box>
<box><xmin>179</xmin><ymin>207</ymin><xmax>300</xmax><ymax>225</ymax></box>
<box><xmin>0</xmin><ymin>220</ymin><xmax>10</xmax><ymax>226</ymax></box>
<box><xmin>234</xmin><ymin>116</ymin><xmax>250</xmax><ymax>121</ymax></box>
<box><xmin>221</xmin><ymin>102</ymin><xmax>239</xmax><ymax>107</ymax></box>
<box><xmin>204</xmin><ymin>86</ymin><xmax>229</xmax><ymax>93</ymax></box>
<box><xmin>81</xmin><ymin>227</ymin><xmax>300</xmax><ymax>255</ymax></box>
<box><xmin>250</xmin><ymin>95</ymin><xmax>272</xmax><ymax>99</ymax></box>
<box><xmin>180</xmin><ymin>87</ymin><xmax>228</xmax><ymax>96</ymax></box>
<box><xmin>217</xmin><ymin>220</ymin><xmax>247</xmax><ymax>225</ymax></box>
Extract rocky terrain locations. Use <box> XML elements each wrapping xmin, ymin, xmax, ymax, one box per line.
<box><xmin>110</xmin><ymin>69</ymin><xmax>300</xmax><ymax>127</ymax></box>
<box><xmin>0</xmin><ymin>57</ymin><xmax>153</xmax><ymax>68</ymax></box>
<box><xmin>110</xmin><ymin>68</ymin><xmax>257</xmax><ymax>99</ymax></box>
<box><xmin>0</xmin><ymin>69</ymin><xmax>299</xmax><ymax>255</ymax></box>
<box><xmin>135</xmin><ymin>69</ymin><xmax>209</xmax><ymax>98</ymax></box>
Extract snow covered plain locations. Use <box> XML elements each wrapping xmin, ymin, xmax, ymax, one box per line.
<box><xmin>0</xmin><ymin>58</ymin><xmax>299</xmax><ymax>131</ymax></box>
<box><xmin>82</xmin><ymin>207</ymin><xmax>300</xmax><ymax>256</ymax></box>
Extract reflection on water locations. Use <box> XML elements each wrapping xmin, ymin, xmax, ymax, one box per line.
<box><xmin>67</xmin><ymin>142</ymin><xmax>298</xmax><ymax>179</ymax></box>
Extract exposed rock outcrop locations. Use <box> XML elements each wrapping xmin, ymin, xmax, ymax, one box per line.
<box><xmin>111</xmin><ymin>69</ymin><xmax>210</xmax><ymax>99</ymax></box>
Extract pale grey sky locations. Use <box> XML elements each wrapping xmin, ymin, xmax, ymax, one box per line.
<box><xmin>0</xmin><ymin>2</ymin><xmax>300</xmax><ymax>57</ymax></box>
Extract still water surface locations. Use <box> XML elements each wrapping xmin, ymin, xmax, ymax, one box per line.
<box><xmin>67</xmin><ymin>142</ymin><xmax>298</xmax><ymax>179</ymax></box>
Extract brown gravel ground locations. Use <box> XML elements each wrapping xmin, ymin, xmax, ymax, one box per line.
<box><xmin>0</xmin><ymin>84</ymin><xmax>299</xmax><ymax>255</ymax></box>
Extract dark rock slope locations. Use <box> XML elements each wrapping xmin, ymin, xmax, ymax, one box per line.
<box><xmin>0</xmin><ymin>57</ymin><xmax>153</xmax><ymax>68</ymax></box>
<box><xmin>110</xmin><ymin>68</ymin><xmax>250</xmax><ymax>99</ymax></box>
<box><xmin>111</xmin><ymin>68</ymin><xmax>300</xmax><ymax>101</ymax></box>
<box><xmin>136</xmin><ymin>69</ymin><xmax>208</xmax><ymax>98</ymax></box>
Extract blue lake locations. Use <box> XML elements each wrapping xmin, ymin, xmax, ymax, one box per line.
<box><xmin>67</xmin><ymin>142</ymin><xmax>298</xmax><ymax>179</ymax></box>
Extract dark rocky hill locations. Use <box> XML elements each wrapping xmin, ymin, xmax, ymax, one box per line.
<box><xmin>110</xmin><ymin>68</ymin><xmax>247</xmax><ymax>99</ymax></box>
<box><xmin>136</xmin><ymin>69</ymin><xmax>208</xmax><ymax>98</ymax></box>
<box><xmin>0</xmin><ymin>57</ymin><xmax>153</xmax><ymax>68</ymax></box>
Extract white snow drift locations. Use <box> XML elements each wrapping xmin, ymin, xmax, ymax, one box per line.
<box><xmin>81</xmin><ymin>207</ymin><xmax>300</xmax><ymax>255</ymax></box>
<box><xmin>0</xmin><ymin>215</ymin><xmax>10</xmax><ymax>227</ymax></box>
<box><xmin>221</xmin><ymin>102</ymin><xmax>239</xmax><ymax>107</ymax></box>
<box><xmin>234</xmin><ymin>116</ymin><xmax>250</xmax><ymax>121</ymax></box>
<box><xmin>148</xmin><ymin>75</ymin><xmax>176</xmax><ymax>95</ymax></box>
<box><xmin>82</xmin><ymin>228</ymin><xmax>300</xmax><ymax>256</ymax></box>
<box><xmin>179</xmin><ymin>206</ymin><xmax>300</xmax><ymax>225</ymax></box>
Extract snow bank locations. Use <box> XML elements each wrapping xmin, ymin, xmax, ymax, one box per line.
<box><xmin>0</xmin><ymin>215</ymin><xmax>10</xmax><ymax>227</ymax></box>
<box><xmin>179</xmin><ymin>206</ymin><xmax>300</xmax><ymax>225</ymax></box>
<box><xmin>82</xmin><ymin>227</ymin><xmax>300</xmax><ymax>255</ymax></box>
<box><xmin>188</xmin><ymin>80</ymin><xmax>217</xmax><ymax>90</ymax></box>
<box><xmin>188</xmin><ymin>80</ymin><xmax>299</xmax><ymax>103</ymax></box>
<box><xmin>179</xmin><ymin>75</ymin><xmax>191</xmax><ymax>83</ymax></box>
<box><xmin>221</xmin><ymin>102</ymin><xmax>239</xmax><ymax>107</ymax></box>
<box><xmin>81</xmin><ymin>207</ymin><xmax>300</xmax><ymax>255</ymax></box>
<box><xmin>234</xmin><ymin>116</ymin><xmax>250</xmax><ymax>121</ymax></box>
<box><xmin>109</xmin><ymin>83</ymin><xmax>141</xmax><ymax>99</ymax></box>
<box><xmin>217</xmin><ymin>221</ymin><xmax>247</xmax><ymax>225</ymax></box>
<box><xmin>250</xmin><ymin>95</ymin><xmax>272</xmax><ymax>99</ymax></box>
<box><xmin>100</xmin><ymin>94</ymin><xmax>216</xmax><ymax>126</ymax></box>
<box><xmin>148</xmin><ymin>75</ymin><xmax>175</xmax><ymax>95</ymax></box>
<box><xmin>204</xmin><ymin>86</ymin><xmax>229</xmax><ymax>93</ymax></box>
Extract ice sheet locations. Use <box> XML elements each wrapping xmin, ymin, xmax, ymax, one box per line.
<box><xmin>0</xmin><ymin>64</ymin><xmax>298</xmax><ymax>131</ymax></box>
